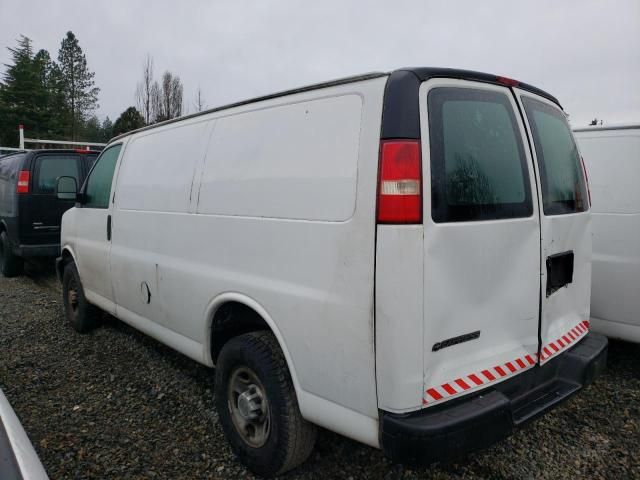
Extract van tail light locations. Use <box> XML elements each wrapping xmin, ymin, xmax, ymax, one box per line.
<box><xmin>580</xmin><ymin>155</ymin><xmax>592</xmax><ymax>207</ymax></box>
<box><xmin>17</xmin><ymin>170</ymin><xmax>30</xmax><ymax>194</ymax></box>
<box><xmin>377</xmin><ymin>140</ymin><xmax>422</xmax><ymax>224</ymax></box>
<box><xmin>496</xmin><ymin>76</ymin><xmax>520</xmax><ymax>87</ymax></box>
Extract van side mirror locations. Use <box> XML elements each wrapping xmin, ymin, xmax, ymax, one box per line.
<box><xmin>56</xmin><ymin>176</ymin><xmax>77</xmax><ymax>200</ymax></box>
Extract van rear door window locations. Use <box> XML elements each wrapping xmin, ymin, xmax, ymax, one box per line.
<box><xmin>522</xmin><ymin>96</ymin><xmax>588</xmax><ymax>215</ymax></box>
<box><xmin>34</xmin><ymin>155</ymin><xmax>80</xmax><ymax>194</ymax></box>
<box><xmin>428</xmin><ymin>87</ymin><xmax>532</xmax><ymax>222</ymax></box>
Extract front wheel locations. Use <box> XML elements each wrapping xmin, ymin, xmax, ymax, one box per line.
<box><xmin>0</xmin><ymin>231</ymin><xmax>23</xmax><ymax>277</ymax></box>
<box><xmin>62</xmin><ymin>262</ymin><xmax>99</xmax><ymax>333</ymax></box>
<box><xmin>214</xmin><ymin>331</ymin><xmax>317</xmax><ymax>477</ymax></box>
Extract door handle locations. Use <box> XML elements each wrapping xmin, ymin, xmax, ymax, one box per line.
<box><xmin>107</xmin><ymin>215</ymin><xmax>112</xmax><ymax>241</ymax></box>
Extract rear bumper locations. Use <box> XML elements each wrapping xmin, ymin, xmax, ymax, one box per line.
<box><xmin>380</xmin><ymin>332</ymin><xmax>608</xmax><ymax>465</ymax></box>
<box><xmin>13</xmin><ymin>243</ymin><xmax>60</xmax><ymax>257</ymax></box>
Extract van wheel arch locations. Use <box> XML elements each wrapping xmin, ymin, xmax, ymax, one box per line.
<box><xmin>210</xmin><ymin>301</ymin><xmax>275</xmax><ymax>365</ymax></box>
<box><xmin>207</xmin><ymin>298</ymin><xmax>304</xmax><ymax>409</ymax></box>
<box><xmin>57</xmin><ymin>249</ymin><xmax>75</xmax><ymax>280</ymax></box>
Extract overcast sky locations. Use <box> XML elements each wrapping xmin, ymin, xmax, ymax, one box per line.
<box><xmin>1</xmin><ymin>0</ymin><xmax>639</xmax><ymax>127</ymax></box>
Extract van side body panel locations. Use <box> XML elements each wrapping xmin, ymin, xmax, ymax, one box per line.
<box><xmin>107</xmin><ymin>79</ymin><xmax>387</xmax><ymax>435</ymax></box>
<box><xmin>375</xmin><ymin>225</ymin><xmax>424</xmax><ymax>412</ymax></box>
<box><xmin>0</xmin><ymin>153</ymin><xmax>24</xmax><ymax>242</ymax></box>
<box><xmin>574</xmin><ymin>126</ymin><xmax>640</xmax><ymax>342</ymax></box>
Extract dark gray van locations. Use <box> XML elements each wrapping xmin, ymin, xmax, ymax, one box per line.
<box><xmin>0</xmin><ymin>149</ymin><xmax>98</xmax><ymax>276</ymax></box>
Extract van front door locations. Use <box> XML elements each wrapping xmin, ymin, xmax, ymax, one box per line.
<box><xmin>516</xmin><ymin>91</ymin><xmax>592</xmax><ymax>364</ymax></box>
<box><xmin>419</xmin><ymin>79</ymin><xmax>541</xmax><ymax>407</ymax></box>
<box><xmin>73</xmin><ymin>144</ymin><xmax>123</xmax><ymax>313</ymax></box>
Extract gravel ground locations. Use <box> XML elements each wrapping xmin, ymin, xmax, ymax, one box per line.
<box><xmin>1</xmin><ymin>261</ymin><xmax>639</xmax><ymax>480</ymax></box>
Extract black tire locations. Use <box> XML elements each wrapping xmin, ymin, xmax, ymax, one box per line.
<box><xmin>0</xmin><ymin>231</ymin><xmax>23</xmax><ymax>277</ymax></box>
<box><xmin>62</xmin><ymin>261</ymin><xmax>99</xmax><ymax>333</ymax></box>
<box><xmin>215</xmin><ymin>331</ymin><xmax>317</xmax><ymax>477</ymax></box>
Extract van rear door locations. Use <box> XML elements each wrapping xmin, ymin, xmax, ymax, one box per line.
<box><xmin>516</xmin><ymin>91</ymin><xmax>591</xmax><ymax>364</ymax></box>
<box><xmin>419</xmin><ymin>79</ymin><xmax>541</xmax><ymax>406</ymax></box>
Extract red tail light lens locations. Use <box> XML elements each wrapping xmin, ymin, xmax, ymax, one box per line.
<box><xmin>580</xmin><ymin>156</ymin><xmax>592</xmax><ymax>207</ymax></box>
<box><xmin>17</xmin><ymin>170</ymin><xmax>30</xmax><ymax>194</ymax></box>
<box><xmin>377</xmin><ymin>140</ymin><xmax>422</xmax><ymax>224</ymax></box>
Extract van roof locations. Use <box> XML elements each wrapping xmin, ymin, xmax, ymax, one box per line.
<box><xmin>110</xmin><ymin>67</ymin><xmax>561</xmax><ymax>143</ymax></box>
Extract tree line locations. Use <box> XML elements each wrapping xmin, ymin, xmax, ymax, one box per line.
<box><xmin>114</xmin><ymin>54</ymin><xmax>198</xmax><ymax>136</ymax></box>
<box><xmin>0</xmin><ymin>32</ymin><xmax>103</xmax><ymax>146</ymax></box>
<box><xmin>0</xmin><ymin>33</ymin><xmax>194</xmax><ymax>148</ymax></box>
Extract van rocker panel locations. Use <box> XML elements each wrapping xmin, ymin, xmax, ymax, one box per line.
<box><xmin>13</xmin><ymin>242</ymin><xmax>60</xmax><ymax>257</ymax></box>
<box><xmin>379</xmin><ymin>332</ymin><xmax>607</xmax><ymax>465</ymax></box>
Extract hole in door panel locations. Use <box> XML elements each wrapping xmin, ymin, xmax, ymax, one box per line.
<box><xmin>546</xmin><ymin>251</ymin><xmax>574</xmax><ymax>296</ymax></box>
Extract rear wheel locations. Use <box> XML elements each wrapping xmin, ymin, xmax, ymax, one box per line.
<box><xmin>62</xmin><ymin>262</ymin><xmax>99</xmax><ymax>333</ymax></box>
<box><xmin>214</xmin><ymin>331</ymin><xmax>317</xmax><ymax>477</ymax></box>
<box><xmin>0</xmin><ymin>231</ymin><xmax>23</xmax><ymax>277</ymax></box>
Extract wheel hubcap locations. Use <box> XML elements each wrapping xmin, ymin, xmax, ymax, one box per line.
<box><xmin>228</xmin><ymin>366</ymin><xmax>270</xmax><ymax>448</ymax></box>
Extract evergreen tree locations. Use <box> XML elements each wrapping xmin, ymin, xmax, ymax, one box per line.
<box><xmin>101</xmin><ymin>117</ymin><xmax>113</xmax><ymax>142</ymax></box>
<box><xmin>82</xmin><ymin>115</ymin><xmax>102</xmax><ymax>142</ymax></box>
<box><xmin>57</xmin><ymin>31</ymin><xmax>99</xmax><ymax>140</ymax></box>
<box><xmin>112</xmin><ymin>107</ymin><xmax>145</xmax><ymax>137</ymax></box>
<box><xmin>0</xmin><ymin>36</ymin><xmax>50</xmax><ymax>145</ymax></box>
<box><xmin>32</xmin><ymin>49</ymin><xmax>67</xmax><ymax>139</ymax></box>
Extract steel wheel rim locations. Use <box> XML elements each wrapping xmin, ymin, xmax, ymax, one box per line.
<box><xmin>227</xmin><ymin>366</ymin><xmax>270</xmax><ymax>448</ymax></box>
<box><xmin>67</xmin><ymin>277</ymin><xmax>80</xmax><ymax>318</ymax></box>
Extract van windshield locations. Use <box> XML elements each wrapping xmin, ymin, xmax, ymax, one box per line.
<box><xmin>522</xmin><ymin>96</ymin><xmax>588</xmax><ymax>215</ymax></box>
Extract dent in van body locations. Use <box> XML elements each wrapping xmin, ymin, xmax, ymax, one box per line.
<box><xmin>414</xmin><ymin>79</ymin><xmax>541</xmax><ymax>408</ymax></box>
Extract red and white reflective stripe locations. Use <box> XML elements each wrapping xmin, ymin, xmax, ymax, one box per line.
<box><xmin>423</xmin><ymin>320</ymin><xmax>590</xmax><ymax>406</ymax></box>
<box><xmin>423</xmin><ymin>351</ymin><xmax>537</xmax><ymax>406</ymax></box>
<box><xmin>540</xmin><ymin>320</ymin><xmax>590</xmax><ymax>362</ymax></box>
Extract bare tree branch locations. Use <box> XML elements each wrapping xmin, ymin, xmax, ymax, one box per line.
<box><xmin>193</xmin><ymin>87</ymin><xmax>207</xmax><ymax>112</ymax></box>
<box><xmin>150</xmin><ymin>71</ymin><xmax>183</xmax><ymax>122</ymax></box>
<box><xmin>135</xmin><ymin>54</ymin><xmax>154</xmax><ymax>125</ymax></box>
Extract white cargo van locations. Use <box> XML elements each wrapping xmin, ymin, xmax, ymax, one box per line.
<box><xmin>574</xmin><ymin>124</ymin><xmax>640</xmax><ymax>343</ymax></box>
<box><xmin>57</xmin><ymin>68</ymin><xmax>607</xmax><ymax>476</ymax></box>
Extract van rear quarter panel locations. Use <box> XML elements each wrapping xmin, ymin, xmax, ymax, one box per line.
<box><xmin>110</xmin><ymin>78</ymin><xmax>387</xmax><ymax>429</ymax></box>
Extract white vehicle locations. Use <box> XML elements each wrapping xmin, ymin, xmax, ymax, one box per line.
<box><xmin>57</xmin><ymin>68</ymin><xmax>607</xmax><ymax>476</ymax></box>
<box><xmin>0</xmin><ymin>389</ymin><xmax>49</xmax><ymax>480</ymax></box>
<box><xmin>574</xmin><ymin>124</ymin><xmax>640</xmax><ymax>343</ymax></box>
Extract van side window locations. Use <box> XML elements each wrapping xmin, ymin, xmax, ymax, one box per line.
<box><xmin>35</xmin><ymin>156</ymin><xmax>80</xmax><ymax>194</ymax></box>
<box><xmin>84</xmin><ymin>144</ymin><xmax>122</xmax><ymax>208</ymax></box>
<box><xmin>522</xmin><ymin>97</ymin><xmax>588</xmax><ymax>215</ymax></box>
<box><xmin>428</xmin><ymin>87</ymin><xmax>532</xmax><ymax>223</ymax></box>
